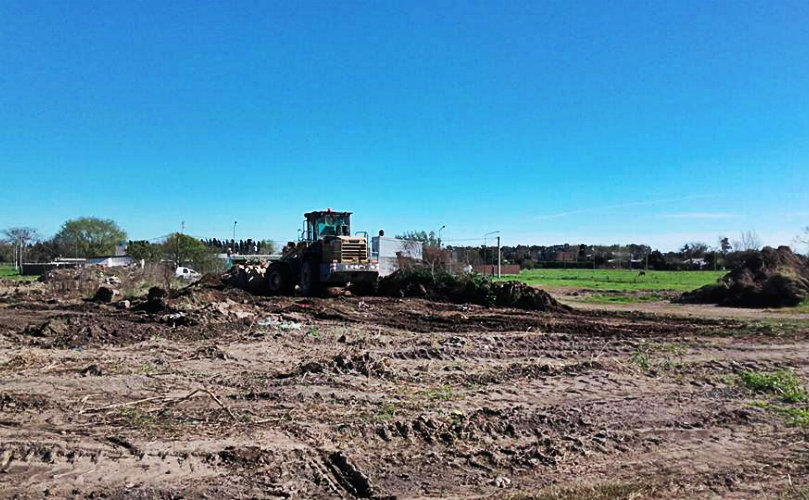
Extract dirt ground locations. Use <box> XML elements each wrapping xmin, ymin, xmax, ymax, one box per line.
<box><xmin>1</xmin><ymin>279</ymin><xmax>808</xmax><ymax>499</ymax></box>
<box><xmin>558</xmin><ymin>292</ymin><xmax>809</xmax><ymax>322</ymax></box>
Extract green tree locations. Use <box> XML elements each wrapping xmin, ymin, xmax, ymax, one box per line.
<box><xmin>126</xmin><ymin>240</ymin><xmax>163</xmax><ymax>262</ymax></box>
<box><xmin>257</xmin><ymin>239</ymin><xmax>277</xmax><ymax>254</ymax></box>
<box><xmin>395</xmin><ymin>230</ymin><xmax>440</xmax><ymax>247</ymax></box>
<box><xmin>54</xmin><ymin>217</ymin><xmax>127</xmax><ymax>257</ymax></box>
<box><xmin>161</xmin><ymin>233</ymin><xmax>224</xmax><ymax>273</ymax></box>
<box><xmin>647</xmin><ymin>250</ymin><xmax>668</xmax><ymax>270</ymax></box>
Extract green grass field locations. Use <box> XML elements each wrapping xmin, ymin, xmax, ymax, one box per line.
<box><xmin>578</xmin><ymin>294</ymin><xmax>667</xmax><ymax>304</ymax></box>
<box><xmin>0</xmin><ymin>263</ymin><xmax>36</xmax><ymax>281</ymax></box>
<box><xmin>502</xmin><ymin>268</ymin><xmax>725</xmax><ymax>292</ymax></box>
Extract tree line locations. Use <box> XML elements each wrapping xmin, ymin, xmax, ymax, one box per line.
<box><xmin>403</xmin><ymin>228</ymin><xmax>808</xmax><ymax>271</ymax></box>
<box><xmin>1</xmin><ymin>217</ymin><xmax>127</xmax><ymax>269</ymax></box>
<box><xmin>1</xmin><ymin>217</ymin><xmax>222</xmax><ymax>274</ymax></box>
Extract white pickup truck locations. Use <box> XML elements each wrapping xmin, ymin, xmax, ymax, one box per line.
<box><xmin>175</xmin><ymin>266</ymin><xmax>201</xmax><ymax>280</ymax></box>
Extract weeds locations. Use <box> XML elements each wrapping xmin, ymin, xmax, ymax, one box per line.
<box><xmin>378</xmin><ymin>401</ymin><xmax>398</xmax><ymax>421</ymax></box>
<box><xmin>138</xmin><ymin>362</ymin><xmax>160</xmax><ymax>375</ymax></box>
<box><xmin>738</xmin><ymin>369</ymin><xmax>807</xmax><ymax>403</ymax></box>
<box><xmin>419</xmin><ymin>385</ymin><xmax>455</xmax><ymax>401</ymax></box>
<box><xmin>118</xmin><ymin>406</ymin><xmax>158</xmax><ymax>428</ymax></box>
<box><xmin>629</xmin><ymin>348</ymin><xmax>650</xmax><ymax>371</ymax></box>
<box><xmin>751</xmin><ymin>401</ymin><xmax>809</xmax><ymax>428</ymax></box>
<box><xmin>741</xmin><ymin>370</ymin><xmax>809</xmax><ymax>428</ymax></box>
<box><xmin>774</xmin><ymin>406</ymin><xmax>809</xmax><ymax>427</ymax></box>
<box><xmin>629</xmin><ymin>342</ymin><xmax>685</xmax><ymax>373</ymax></box>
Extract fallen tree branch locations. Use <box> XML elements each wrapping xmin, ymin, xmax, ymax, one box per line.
<box><xmin>80</xmin><ymin>388</ymin><xmax>238</xmax><ymax>421</ymax></box>
<box><xmin>200</xmin><ymin>388</ymin><xmax>237</xmax><ymax>421</ymax></box>
<box><xmin>80</xmin><ymin>396</ymin><xmax>170</xmax><ymax>414</ymax></box>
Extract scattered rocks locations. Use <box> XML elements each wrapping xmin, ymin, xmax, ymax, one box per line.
<box><xmin>80</xmin><ymin>364</ymin><xmax>103</xmax><ymax>376</ymax></box>
<box><xmin>147</xmin><ymin>287</ymin><xmax>168</xmax><ymax>301</ymax></box>
<box><xmin>278</xmin><ymin>352</ymin><xmax>391</xmax><ymax>379</ymax></box>
<box><xmin>494</xmin><ymin>476</ymin><xmax>511</xmax><ymax>488</ymax></box>
<box><xmin>24</xmin><ymin>319</ymin><xmax>69</xmax><ymax>338</ymax></box>
<box><xmin>159</xmin><ymin>312</ymin><xmax>195</xmax><ymax>327</ymax></box>
<box><xmin>93</xmin><ymin>286</ymin><xmax>118</xmax><ymax>303</ymax></box>
<box><xmin>105</xmin><ymin>276</ymin><xmax>122</xmax><ymax>286</ymax></box>
<box><xmin>326</xmin><ymin>451</ymin><xmax>374</xmax><ymax>498</ymax></box>
<box><xmin>135</xmin><ymin>287</ymin><xmax>169</xmax><ymax>313</ymax></box>
<box><xmin>194</xmin><ymin>344</ymin><xmax>231</xmax><ymax>360</ymax></box>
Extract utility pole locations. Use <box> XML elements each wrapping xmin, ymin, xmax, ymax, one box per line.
<box><xmin>483</xmin><ymin>231</ymin><xmax>500</xmax><ymax>276</ymax></box>
<box><xmin>497</xmin><ymin>235</ymin><xmax>501</xmax><ymax>278</ymax></box>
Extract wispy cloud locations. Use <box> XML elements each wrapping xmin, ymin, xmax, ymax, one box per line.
<box><xmin>534</xmin><ymin>195</ymin><xmax>718</xmax><ymax>220</ymax></box>
<box><xmin>662</xmin><ymin>212</ymin><xmax>739</xmax><ymax>220</ymax></box>
<box><xmin>781</xmin><ymin>210</ymin><xmax>809</xmax><ymax>218</ymax></box>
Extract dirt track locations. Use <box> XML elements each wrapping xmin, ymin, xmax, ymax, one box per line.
<box><xmin>1</xmin><ymin>282</ymin><xmax>808</xmax><ymax>499</ymax></box>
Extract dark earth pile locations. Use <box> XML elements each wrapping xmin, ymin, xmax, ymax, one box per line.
<box><xmin>678</xmin><ymin>246</ymin><xmax>809</xmax><ymax>308</ymax></box>
<box><xmin>378</xmin><ymin>268</ymin><xmax>570</xmax><ymax>312</ymax></box>
<box><xmin>221</xmin><ymin>263</ymin><xmax>269</xmax><ymax>295</ymax></box>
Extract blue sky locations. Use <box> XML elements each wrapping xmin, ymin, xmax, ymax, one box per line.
<box><xmin>1</xmin><ymin>0</ymin><xmax>807</xmax><ymax>251</ymax></box>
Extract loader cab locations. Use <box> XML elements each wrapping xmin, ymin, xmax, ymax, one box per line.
<box><xmin>303</xmin><ymin>210</ymin><xmax>352</xmax><ymax>242</ymax></box>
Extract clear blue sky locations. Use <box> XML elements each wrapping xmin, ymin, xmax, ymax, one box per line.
<box><xmin>2</xmin><ymin>0</ymin><xmax>807</xmax><ymax>251</ymax></box>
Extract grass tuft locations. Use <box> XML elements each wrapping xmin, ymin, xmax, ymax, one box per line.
<box><xmin>739</xmin><ymin>369</ymin><xmax>807</xmax><ymax>403</ymax></box>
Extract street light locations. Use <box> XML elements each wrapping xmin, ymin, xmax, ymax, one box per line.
<box><xmin>438</xmin><ymin>225</ymin><xmax>446</xmax><ymax>248</ymax></box>
<box><xmin>233</xmin><ymin>220</ymin><xmax>238</xmax><ymax>241</ymax></box>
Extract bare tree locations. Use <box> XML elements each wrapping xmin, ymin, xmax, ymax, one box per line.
<box><xmin>2</xmin><ymin>227</ymin><xmax>39</xmax><ymax>271</ymax></box>
<box><xmin>735</xmin><ymin>230</ymin><xmax>762</xmax><ymax>251</ymax></box>
<box><xmin>795</xmin><ymin>226</ymin><xmax>809</xmax><ymax>254</ymax></box>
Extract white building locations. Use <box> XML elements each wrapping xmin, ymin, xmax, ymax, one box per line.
<box><xmin>371</xmin><ymin>237</ymin><xmax>423</xmax><ymax>277</ymax></box>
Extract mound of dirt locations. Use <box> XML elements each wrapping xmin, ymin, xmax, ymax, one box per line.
<box><xmin>222</xmin><ymin>264</ymin><xmax>270</xmax><ymax>295</ymax></box>
<box><xmin>678</xmin><ymin>246</ymin><xmax>809</xmax><ymax>308</ymax></box>
<box><xmin>378</xmin><ymin>268</ymin><xmax>570</xmax><ymax>312</ymax></box>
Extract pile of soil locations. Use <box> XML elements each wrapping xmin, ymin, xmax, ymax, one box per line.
<box><xmin>678</xmin><ymin>246</ymin><xmax>809</xmax><ymax>308</ymax></box>
<box><xmin>222</xmin><ymin>263</ymin><xmax>269</xmax><ymax>295</ymax></box>
<box><xmin>378</xmin><ymin>268</ymin><xmax>570</xmax><ymax>312</ymax></box>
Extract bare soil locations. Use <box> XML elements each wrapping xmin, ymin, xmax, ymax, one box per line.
<box><xmin>1</xmin><ymin>280</ymin><xmax>808</xmax><ymax>499</ymax></box>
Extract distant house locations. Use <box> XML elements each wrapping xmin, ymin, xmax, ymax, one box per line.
<box><xmin>85</xmin><ymin>256</ymin><xmax>134</xmax><ymax>267</ymax></box>
<box><xmin>683</xmin><ymin>258</ymin><xmax>708</xmax><ymax>269</ymax></box>
<box><xmin>21</xmin><ymin>256</ymin><xmax>135</xmax><ymax>276</ymax></box>
<box><xmin>371</xmin><ymin>237</ymin><xmax>423</xmax><ymax>277</ymax></box>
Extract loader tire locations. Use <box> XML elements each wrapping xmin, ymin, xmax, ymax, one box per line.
<box><xmin>300</xmin><ymin>261</ymin><xmax>322</xmax><ymax>297</ymax></box>
<box><xmin>266</xmin><ymin>263</ymin><xmax>293</xmax><ymax>296</ymax></box>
